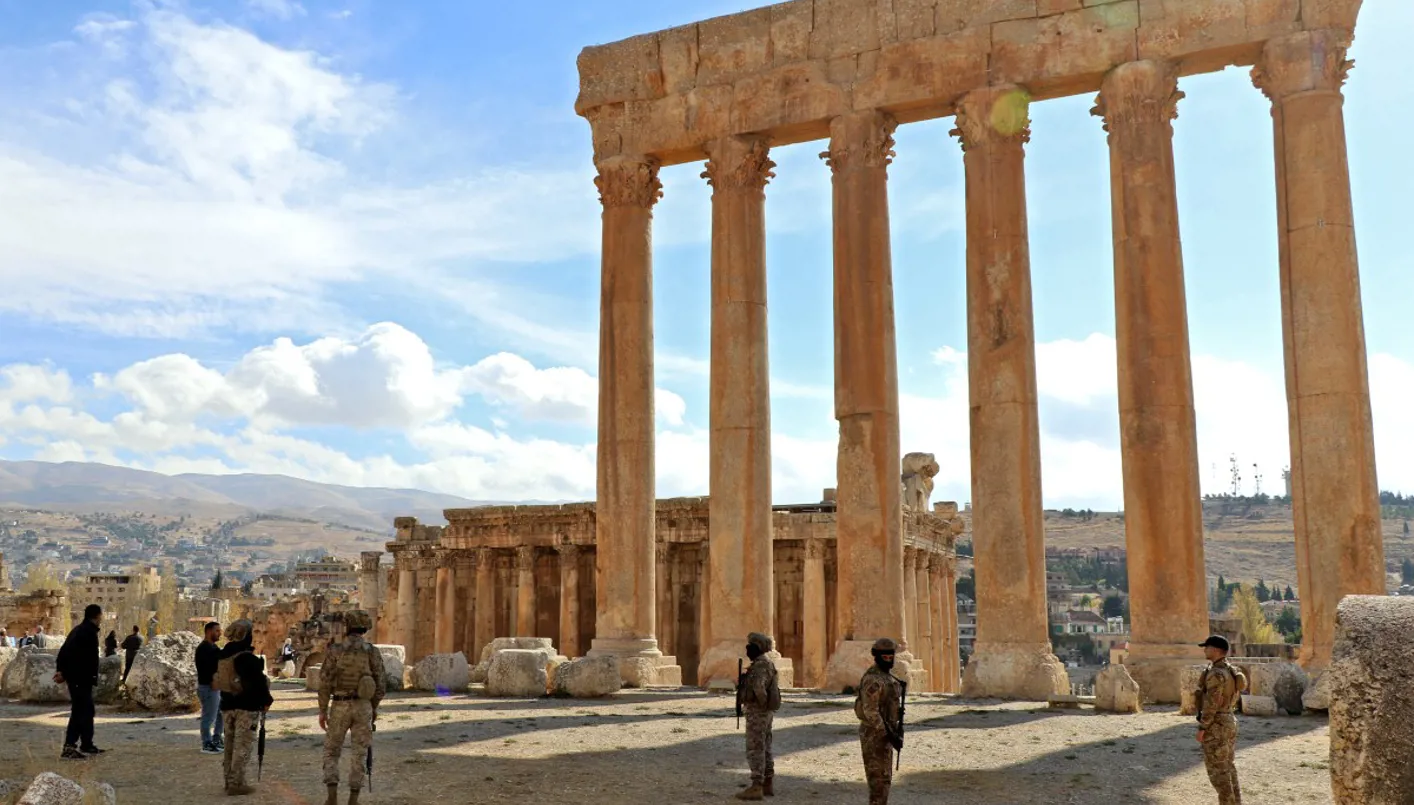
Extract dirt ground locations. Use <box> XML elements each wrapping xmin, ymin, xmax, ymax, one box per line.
<box><xmin>0</xmin><ymin>685</ymin><xmax>1334</xmax><ymax>804</ymax></box>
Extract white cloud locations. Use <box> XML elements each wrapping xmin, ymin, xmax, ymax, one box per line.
<box><xmin>0</xmin><ymin>365</ymin><xmax>74</xmax><ymax>404</ymax></box>
<box><xmin>247</xmin><ymin>0</ymin><xmax>306</xmax><ymax>20</ymax></box>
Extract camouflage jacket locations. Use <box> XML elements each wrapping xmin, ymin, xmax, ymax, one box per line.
<box><xmin>318</xmin><ymin>635</ymin><xmax>387</xmax><ymax>715</ymax></box>
<box><xmin>1196</xmin><ymin>659</ymin><xmax>1244</xmax><ymax>729</ymax></box>
<box><xmin>741</xmin><ymin>657</ymin><xmax>780</xmax><ymax>713</ymax></box>
<box><xmin>854</xmin><ymin>666</ymin><xmax>902</xmax><ymax>736</ymax></box>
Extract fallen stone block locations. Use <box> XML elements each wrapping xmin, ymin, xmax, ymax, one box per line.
<box><xmin>552</xmin><ymin>655</ymin><xmax>622</xmax><ymax>698</ymax></box>
<box><xmin>3</xmin><ymin>650</ymin><xmax>67</xmax><ymax>703</ymax></box>
<box><xmin>1303</xmin><ymin>670</ymin><xmax>1331</xmax><ymax>712</ymax></box>
<box><xmin>486</xmin><ymin>649</ymin><xmax>549</xmax><ymax>698</ymax></box>
<box><xmin>16</xmin><ymin>771</ymin><xmax>84</xmax><ymax>805</ymax></box>
<box><xmin>411</xmin><ymin>652</ymin><xmax>471</xmax><ymax>694</ymax></box>
<box><xmin>1329</xmin><ymin>595</ymin><xmax>1414</xmax><ymax>805</ymax></box>
<box><xmin>1178</xmin><ymin>665</ymin><xmax>1206</xmax><ymax>716</ymax></box>
<box><xmin>1241</xmin><ymin>694</ymin><xmax>1278</xmax><ymax>717</ymax></box>
<box><xmin>620</xmin><ymin>656</ymin><xmax>659</xmax><ymax>688</ymax></box>
<box><xmin>0</xmin><ymin>647</ymin><xmax>17</xmax><ymax>683</ymax></box>
<box><xmin>375</xmin><ymin>645</ymin><xmax>405</xmax><ymax>692</ymax></box>
<box><xmin>1094</xmin><ymin>664</ymin><xmax>1142</xmax><ymax>714</ymax></box>
<box><xmin>1271</xmin><ymin>663</ymin><xmax>1308</xmax><ymax>715</ymax></box>
<box><xmin>94</xmin><ymin>655</ymin><xmax>124</xmax><ymax>705</ymax></box>
<box><xmin>126</xmin><ymin>632</ymin><xmax>201</xmax><ymax>711</ymax></box>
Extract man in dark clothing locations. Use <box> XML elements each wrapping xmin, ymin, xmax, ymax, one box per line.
<box><xmin>120</xmin><ymin>626</ymin><xmax>142</xmax><ymax>682</ymax></box>
<box><xmin>196</xmin><ymin>621</ymin><xmax>224</xmax><ymax>754</ymax></box>
<box><xmin>104</xmin><ymin>631</ymin><xmax>118</xmax><ymax>657</ymax></box>
<box><xmin>219</xmin><ymin>620</ymin><xmax>271</xmax><ymax>795</ymax></box>
<box><xmin>54</xmin><ymin>604</ymin><xmax>103</xmax><ymax>759</ymax></box>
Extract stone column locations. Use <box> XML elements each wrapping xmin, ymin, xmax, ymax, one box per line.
<box><xmin>474</xmin><ymin>548</ymin><xmax>495</xmax><ymax>656</ymax></box>
<box><xmin>696</xmin><ymin>542</ymin><xmax>712</xmax><ymax>666</ymax></box>
<box><xmin>396</xmin><ymin>566</ymin><xmax>416</xmax><ymax>656</ymax></box>
<box><xmin>914</xmin><ymin>552</ymin><xmax>935</xmax><ymax>692</ymax></box>
<box><xmin>656</xmin><ymin>543</ymin><xmax>675</xmax><ymax>657</ymax></box>
<box><xmin>903</xmin><ymin>547</ymin><xmax>921</xmax><ymax>669</ymax></box>
<box><xmin>588</xmin><ymin>155</ymin><xmax>671</xmax><ymax>680</ymax></box>
<box><xmin>953</xmin><ymin>86</ymin><xmax>1068</xmax><ymax>701</ymax></box>
<box><xmin>929</xmin><ymin>555</ymin><xmax>951</xmax><ymax>693</ymax></box>
<box><xmin>700</xmin><ymin>135</ymin><xmax>777</xmax><ymax>689</ymax></box>
<box><xmin>801</xmin><ymin>539</ymin><xmax>828</xmax><ymax>690</ymax></box>
<box><xmin>359</xmin><ymin>551</ymin><xmax>383</xmax><ymax>616</ymax></box>
<box><xmin>434</xmin><ymin>564</ymin><xmax>455</xmax><ymax>655</ymax></box>
<box><xmin>516</xmin><ymin>546</ymin><xmax>537</xmax><ymax>637</ymax></box>
<box><xmin>820</xmin><ymin>110</ymin><xmax>908</xmax><ymax>692</ymax></box>
<box><xmin>558</xmin><ymin>544</ymin><xmax>581</xmax><ymax>658</ymax></box>
<box><xmin>945</xmin><ymin>557</ymin><xmax>961</xmax><ymax>693</ymax></box>
<box><xmin>1092</xmin><ymin>60</ymin><xmax>1208</xmax><ymax>702</ymax></box>
<box><xmin>1253</xmin><ymin>30</ymin><xmax>1386</xmax><ymax>672</ymax></box>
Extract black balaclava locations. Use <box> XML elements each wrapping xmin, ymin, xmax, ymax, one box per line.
<box><xmin>872</xmin><ymin>650</ymin><xmax>895</xmax><ymax>672</ymax></box>
<box><xmin>745</xmin><ymin>643</ymin><xmax>764</xmax><ymax>661</ymax></box>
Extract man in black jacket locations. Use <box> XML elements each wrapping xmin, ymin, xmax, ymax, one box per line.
<box><xmin>54</xmin><ymin>604</ymin><xmax>104</xmax><ymax>759</ymax></box>
<box><xmin>120</xmin><ymin>626</ymin><xmax>143</xmax><ymax>682</ymax></box>
<box><xmin>196</xmin><ymin>621</ymin><xmax>224</xmax><ymax>754</ymax></box>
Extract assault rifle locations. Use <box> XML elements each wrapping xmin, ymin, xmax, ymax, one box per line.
<box><xmin>257</xmin><ymin>712</ymin><xmax>267</xmax><ymax>780</ymax></box>
<box><xmin>367</xmin><ymin>722</ymin><xmax>375</xmax><ymax>792</ymax></box>
<box><xmin>894</xmin><ymin>680</ymin><xmax>908</xmax><ymax>770</ymax></box>
<box><xmin>735</xmin><ymin>658</ymin><xmax>745</xmax><ymax>729</ymax></box>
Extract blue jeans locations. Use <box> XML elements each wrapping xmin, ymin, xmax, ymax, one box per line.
<box><xmin>198</xmin><ymin>685</ymin><xmax>224</xmax><ymax>745</ymax></box>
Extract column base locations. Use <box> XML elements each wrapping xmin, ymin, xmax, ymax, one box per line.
<box><xmin>587</xmin><ymin>637</ymin><xmax>681</xmax><ymax>687</ymax></box>
<box><xmin>898</xmin><ymin>651</ymin><xmax>928</xmax><ymax>692</ymax></box>
<box><xmin>1123</xmin><ymin>643</ymin><xmax>1205</xmax><ymax>704</ymax></box>
<box><xmin>820</xmin><ymin>640</ymin><xmax>916</xmax><ymax>693</ymax></box>
<box><xmin>961</xmin><ymin>641</ymin><xmax>1069</xmax><ymax>701</ymax></box>
<box><xmin>699</xmin><ymin>641</ymin><xmax>796</xmax><ymax>690</ymax></box>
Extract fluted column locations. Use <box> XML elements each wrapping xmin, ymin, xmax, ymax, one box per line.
<box><xmin>516</xmin><ymin>546</ymin><xmax>537</xmax><ymax>637</ymax></box>
<box><xmin>954</xmin><ymin>86</ymin><xmax>1068</xmax><ymax>701</ymax></box>
<box><xmin>696</xmin><ymin>541</ymin><xmax>712</xmax><ymax>673</ymax></box>
<box><xmin>589</xmin><ymin>156</ymin><xmax>666</xmax><ymax>670</ymax></box>
<box><xmin>700</xmin><ymin>136</ymin><xmax>777</xmax><ymax>688</ymax></box>
<box><xmin>943</xmin><ymin>557</ymin><xmax>960</xmax><ymax>693</ymax></box>
<box><xmin>929</xmin><ymin>555</ymin><xmax>951</xmax><ymax>693</ymax></box>
<box><xmin>802</xmin><ymin>539</ymin><xmax>828</xmax><ymax>689</ymax></box>
<box><xmin>1093</xmin><ymin>60</ymin><xmax>1208</xmax><ymax>702</ymax></box>
<box><xmin>454</xmin><ymin>554</ymin><xmax>474</xmax><ymax>655</ymax></box>
<box><xmin>903</xmin><ymin>547</ymin><xmax>920</xmax><ymax>665</ymax></box>
<box><xmin>820</xmin><ymin>110</ymin><xmax>907</xmax><ymax>692</ymax></box>
<box><xmin>558</xmin><ymin>544</ymin><xmax>581</xmax><ymax>657</ymax></box>
<box><xmin>434</xmin><ymin>564</ymin><xmax>455</xmax><ymax>655</ymax></box>
<box><xmin>655</xmin><ymin>543</ymin><xmax>675</xmax><ymax>656</ymax></box>
<box><xmin>914</xmin><ymin>552</ymin><xmax>934</xmax><ymax>692</ymax></box>
<box><xmin>396</xmin><ymin>566</ymin><xmax>416</xmax><ymax>656</ymax></box>
<box><xmin>474</xmin><ymin>548</ymin><xmax>495</xmax><ymax>654</ymax></box>
<box><xmin>1253</xmin><ymin>30</ymin><xmax>1385</xmax><ymax>671</ymax></box>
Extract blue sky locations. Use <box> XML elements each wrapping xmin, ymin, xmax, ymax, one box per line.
<box><xmin>0</xmin><ymin>0</ymin><xmax>1409</xmax><ymax>509</ymax></box>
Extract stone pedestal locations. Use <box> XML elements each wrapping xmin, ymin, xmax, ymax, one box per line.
<box><xmin>1254</xmin><ymin>31</ymin><xmax>1385</xmax><ymax>673</ymax></box>
<box><xmin>953</xmin><ymin>86</ymin><xmax>1066</xmax><ymax>701</ymax></box>
<box><xmin>1094</xmin><ymin>60</ymin><xmax>1209</xmax><ymax>703</ymax></box>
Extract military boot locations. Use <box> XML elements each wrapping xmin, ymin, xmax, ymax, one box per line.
<box><xmin>762</xmin><ymin>777</ymin><xmax>774</xmax><ymax>797</ymax></box>
<box><xmin>735</xmin><ymin>783</ymin><xmax>764</xmax><ymax>801</ymax></box>
<box><xmin>347</xmin><ymin>788</ymin><xmax>361</xmax><ymax>805</ymax></box>
<box><xmin>325</xmin><ymin>785</ymin><xmax>338</xmax><ymax>805</ymax></box>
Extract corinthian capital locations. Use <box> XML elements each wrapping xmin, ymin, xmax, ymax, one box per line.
<box><xmin>1252</xmin><ymin>29</ymin><xmax>1354</xmax><ymax>101</ymax></box>
<box><xmin>820</xmin><ymin>110</ymin><xmax>897</xmax><ymax>173</ymax></box>
<box><xmin>951</xmin><ymin>86</ymin><xmax>1032</xmax><ymax>152</ymax></box>
<box><xmin>702</xmin><ymin>136</ymin><xmax>775</xmax><ymax>195</ymax></box>
<box><xmin>595</xmin><ymin>155</ymin><xmax>664</xmax><ymax>209</ymax></box>
<box><xmin>1092</xmin><ymin>60</ymin><xmax>1184</xmax><ymax>134</ymax></box>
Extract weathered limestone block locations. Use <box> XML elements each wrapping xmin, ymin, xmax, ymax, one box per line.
<box><xmin>15</xmin><ymin>772</ymin><xmax>84</xmax><ymax>805</ymax></box>
<box><xmin>1178</xmin><ymin>665</ymin><xmax>1206</xmax><ymax>716</ymax></box>
<box><xmin>473</xmin><ymin>638</ymin><xmax>557</xmax><ymax>686</ymax></box>
<box><xmin>375</xmin><ymin>645</ymin><xmax>405</xmax><ymax>692</ymax></box>
<box><xmin>1272</xmin><ymin>664</ymin><xmax>1309</xmax><ymax>715</ymax></box>
<box><xmin>305</xmin><ymin>665</ymin><xmax>322</xmax><ymax>692</ymax></box>
<box><xmin>551</xmin><ymin>655</ymin><xmax>622</xmax><ymax>698</ymax></box>
<box><xmin>0</xmin><ymin>779</ymin><xmax>23</xmax><ymax>801</ymax></box>
<box><xmin>125</xmin><ymin>632</ymin><xmax>200</xmax><ymax>711</ymax></box>
<box><xmin>1095</xmin><ymin>664</ymin><xmax>1142</xmax><ymax>714</ymax></box>
<box><xmin>619</xmin><ymin>657</ymin><xmax>659</xmax><ymax>689</ymax></box>
<box><xmin>0</xmin><ymin>647</ymin><xmax>16</xmax><ymax>682</ymax></box>
<box><xmin>4</xmin><ymin>651</ymin><xmax>67</xmax><ymax>703</ymax></box>
<box><xmin>1329</xmin><ymin>596</ymin><xmax>1414</xmax><ymax>805</ymax></box>
<box><xmin>961</xmin><ymin>644</ymin><xmax>1070</xmax><ymax>702</ymax></box>
<box><xmin>94</xmin><ymin>655</ymin><xmax>124</xmax><ymax>705</ymax></box>
<box><xmin>1241</xmin><ymin>694</ymin><xmax>1278</xmax><ymax>717</ymax></box>
<box><xmin>1303</xmin><ymin>670</ymin><xmax>1331</xmax><ymax>712</ymax></box>
<box><xmin>768</xmin><ymin>653</ymin><xmax>795</xmax><ymax>690</ymax></box>
<box><xmin>411</xmin><ymin>652</ymin><xmax>471</xmax><ymax>694</ymax></box>
<box><xmin>486</xmin><ymin>649</ymin><xmax>549</xmax><ymax>698</ymax></box>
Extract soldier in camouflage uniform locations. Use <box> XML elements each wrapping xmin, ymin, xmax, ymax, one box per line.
<box><xmin>318</xmin><ymin>611</ymin><xmax>386</xmax><ymax>805</ymax></box>
<box><xmin>854</xmin><ymin>637</ymin><xmax>904</xmax><ymax>805</ymax></box>
<box><xmin>735</xmin><ymin>632</ymin><xmax>782</xmax><ymax>800</ymax></box>
<box><xmin>1195</xmin><ymin>634</ymin><xmax>1246</xmax><ymax>805</ymax></box>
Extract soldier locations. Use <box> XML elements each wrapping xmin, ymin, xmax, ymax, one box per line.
<box><xmin>735</xmin><ymin>632</ymin><xmax>782</xmax><ymax>800</ymax></box>
<box><xmin>854</xmin><ymin>638</ymin><xmax>904</xmax><ymax>805</ymax></box>
<box><xmin>1195</xmin><ymin>634</ymin><xmax>1246</xmax><ymax>805</ymax></box>
<box><xmin>319</xmin><ymin>610</ymin><xmax>386</xmax><ymax>805</ymax></box>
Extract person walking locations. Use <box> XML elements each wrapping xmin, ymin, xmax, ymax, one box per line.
<box><xmin>103</xmin><ymin>630</ymin><xmax>118</xmax><ymax>658</ymax></box>
<box><xmin>854</xmin><ymin>638</ymin><xmax>904</xmax><ymax>805</ymax></box>
<box><xmin>195</xmin><ymin>621</ymin><xmax>225</xmax><ymax>754</ymax></box>
<box><xmin>1196</xmin><ymin>635</ymin><xmax>1246</xmax><ymax>805</ymax></box>
<box><xmin>734</xmin><ymin>632</ymin><xmax>782</xmax><ymax>801</ymax></box>
<box><xmin>54</xmin><ymin>604</ymin><xmax>104</xmax><ymax>760</ymax></box>
<box><xmin>120</xmin><ymin>626</ymin><xmax>142</xmax><ymax>682</ymax></box>
<box><xmin>0</xmin><ymin>628</ymin><xmax>10</xmax><ymax>648</ymax></box>
<box><xmin>319</xmin><ymin>610</ymin><xmax>385</xmax><ymax>805</ymax></box>
<box><xmin>217</xmin><ymin>619</ymin><xmax>270</xmax><ymax>796</ymax></box>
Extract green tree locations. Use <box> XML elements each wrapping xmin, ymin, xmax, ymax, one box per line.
<box><xmin>1255</xmin><ymin>579</ymin><xmax>1270</xmax><ymax>603</ymax></box>
<box><xmin>211</xmin><ymin>569</ymin><xmax>224</xmax><ymax>591</ymax></box>
<box><xmin>1284</xmin><ymin>585</ymin><xmax>1296</xmax><ymax>601</ymax></box>
<box><xmin>20</xmin><ymin>561</ymin><xmax>62</xmax><ymax>593</ymax></box>
<box><xmin>1404</xmin><ymin>519</ymin><xmax>1410</xmax><ymax>536</ymax></box>
<box><xmin>1078</xmin><ymin>594</ymin><xmax>1094</xmax><ymax>610</ymax></box>
<box><xmin>1232</xmin><ymin>585</ymin><xmax>1281</xmax><ymax>644</ymax></box>
<box><xmin>1101</xmin><ymin>594</ymin><xmax>1125</xmax><ymax>619</ymax></box>
<box><xmin>1403</xmin><ymin>558</ymin><xmax>1414</xmax><ymax>586</ymax></box>
<box><xmin>1274</xmin><ymin>606</ymin><xmax>1300</xmax><ymax>637</ymax></box>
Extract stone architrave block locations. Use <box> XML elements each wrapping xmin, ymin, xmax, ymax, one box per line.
<box><xmin>1178</xmin><ymin>665</ymin><xmax>1207</xmax><ymax>716</ymax></box>
<box><xmin>1241</xmin><ymin>694</ymin><xmax>1279</xmax><ymax>717</ymax></box>
<box><xmin>1272</xmin><ymin>664</ymin><xmax>1308</xmax><ymax>715</ymax></box>
<box><xmin>551</xmin><ymin>656</ymin><xmax>622</xmax><ymax>698</ymax></box>
<box><xmin>486</xmin><ymin>649</ymin><xmax>549</xmax><ymax>698</ymax></box>
<box><xmin>94</xmin><ymin>655</ymin><xmax>124</xmax><ymax>705</ymax></box>
<box><xmin>375</xmin><ymin>645</ymin><xmax>405</xmax><ymax>692</ymax></box>
<box><xmin>16</xmin><ymin>772</ymin><xmax>85</xmax><ymax>805</ymax></box>
<box><xmin>1329</xmin><ymin>596</ymin><xmax>1414</xmax><ymax>805</ymax></box>
<box><xmin>1095</xmin><ymin>664</ymin><xmax>1142</xmax><ymax>714</ymax></box>
<box><xmin>4</xmin><ymin>651</ymin><xmax>67</xmax><ymax>703</ymax></box>
<box><xmin>125</xmin><ymin>632</ymin><xmax>201</xmax><ymax>712</ymax></box>
<box><xmin>305</xmin><ymin>665</ymin><xmax>322</xmax><ymax>692</ymax></box>
<box><xmin>411</xmin><ymin>652</ymin><xmax>471</xmax><ymax>694</ymax></box>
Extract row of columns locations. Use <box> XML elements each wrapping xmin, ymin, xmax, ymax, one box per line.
<box><xmin>588</xmin><ymin>29</ymin><xmax>1382</xmax><ymax>698</ymax></box>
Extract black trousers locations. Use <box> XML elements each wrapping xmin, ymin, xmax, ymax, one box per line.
<box><xmin>123</xmin><ymin>652</ymin><xmax>137</xmax><ymax>680</ymax></box>
<box><xmin>65</xmin><ymin>682</ymin><xmax>95</xmax><ymax>748</ymax></box>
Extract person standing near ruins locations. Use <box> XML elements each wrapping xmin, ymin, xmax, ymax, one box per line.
<box><xmin>120</xmin><ymin>625</ymin><xmax>142</xmax><ymax>682</ymax></box>
<box><xmin>854</xmin><ymin>638</ymin><xmax>904</xmax><ymax>805</ymax></box>
<box><xmin>734</xmin><ymin>632</ymin><xmax>782</xmax><ymax>800</ymax></box>
<box><xmin>54</xmin><ymin>604</ymin><xmax>104</xmax><ymax>759</ymax></box>
<box><xmin>318</xmin><ymin>610</ymin><xmax>385</xmax><ymax>805</ymax></box>
<box><xmin>195</xmin><ymin>621</ymin><xmax>225</xmax><ymax>754</ymax></box>
<box><xmin>217</xmin><ymin>618</ymin><xmax>269</xmax><ymax>796</ymax></box>
<box><xmin>1195</xmin><ymin>635</ymin><xmax>1246</xmax><ymax>805</ymax></box>
<box><xmin>103</xmin><ymin>630</ymin><xmax>118</xmax><ymax>657</ymax></box>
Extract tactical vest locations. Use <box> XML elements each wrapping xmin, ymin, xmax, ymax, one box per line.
<box><xmin>329</xmin><ymin>642</ymin><xmax>376</xmax><ymax>699</ymax></box>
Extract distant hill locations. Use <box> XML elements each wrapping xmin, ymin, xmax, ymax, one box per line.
<box><xmin>0</xmin><ymin>460</ymin><xmax>501</xmax><ymax>531</ymax></box>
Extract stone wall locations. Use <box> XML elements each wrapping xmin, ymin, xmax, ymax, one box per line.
<box><xmin>0</xmin><ymin>590</ymin><xmax>70</xmax><ymax>637</ymax></box>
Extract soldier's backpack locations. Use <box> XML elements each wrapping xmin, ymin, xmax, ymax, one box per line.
<box><xmin>214</xmin><ymin>651</ymin><xmax>249</xmax><ymax>695</ymax></box>
<box><xmin>766</xmin><ymin>667</ymin><xmax>782</xmax><ymax>712</ymax></box>
<box><xmin>330</xmin><ymin>643</ymin><xmax>376</xmax><ymax>699</ymax></box>
<box><xmin>1232</xmin><ymin>667</ymin><xmax>1249</xmax><ymax>696</ymax></box>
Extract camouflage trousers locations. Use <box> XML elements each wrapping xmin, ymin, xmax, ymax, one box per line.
<box><xmin>1202</xmin><ymin>716</ymin><xmax>1241</xmax><ymax>805</ymax></box>
<box><xmin>221</xmin><ymin>710</ymin><xmax>259</xmax><ymax>791</ymax></box>
<box><xmin>859</xmin><ymin>726</ymin><xmax>894</xmax><ymax>805</ymax></box>
<box><xmin>744</xmin><ymin>709</ymin><xmax>774</xmax><ymax>784</ymax></box>
<box><xmin>324</xmin><ymin>699</ymin><xmax>374</xmax><ymax>789</ymax></box>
